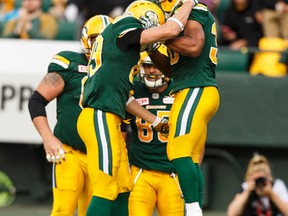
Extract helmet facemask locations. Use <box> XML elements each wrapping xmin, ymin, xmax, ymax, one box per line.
<box><xmin>139</xmin><ymin>52</ymin><xmax>168</xmax><ymax>89</ymax></box>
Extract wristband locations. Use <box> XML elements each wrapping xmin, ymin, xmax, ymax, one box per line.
<box><xmin>167</xmin><ymin>17</ymin><xmax>184</xmax><ymax>31</ymax></box>
<box><xmin>126</xmin><ymin>96</ymin><xmax>135</xmax><ymax>106</ymax></box>
<box><xmin>152</xmin><ymin>116</ymin><xmax>161</xmax><ymax>127</ymax></box>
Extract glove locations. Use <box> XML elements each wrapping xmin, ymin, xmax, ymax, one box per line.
<box><xmin>145</xmin><ymin>42</ymin><xmax>161</xmax><ymax>54</ymax></box>
<box><xmin>152</xmin><ymin>117</ymin><xmax>169</xmax><ymax>138</ymax></box>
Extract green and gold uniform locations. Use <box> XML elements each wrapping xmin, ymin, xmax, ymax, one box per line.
<box><xmin>166</xmin><ymin>3</ymin><xmax>220</xmax><ymax>206</ymax></box>
<box><xmin>48</xmin><ymin>51</ymin><xmax>92</xmax><ymax>216</ymax></box>
<box><xmin>128</xmin><ymin>80</ymin><xmax>184</xmax><ymax>216</ymax></box>
<box><xmin>77</xmin><ymin>15</ymin><xmax>144</xmax><ymax>216</ymax></box>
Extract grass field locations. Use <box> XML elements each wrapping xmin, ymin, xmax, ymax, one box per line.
<box><xmin>0</xmin><ymin>202</ymin><xmax>225</xmax><ymax>216</ymax></box>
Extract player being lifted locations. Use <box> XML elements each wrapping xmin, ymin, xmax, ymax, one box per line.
<box><xmin>149</xmin><ymin>0</ymin><xmax>220</xmax><ymax>215</ymax></box>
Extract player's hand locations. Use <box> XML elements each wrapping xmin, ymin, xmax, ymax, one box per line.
<box><xmin>146</xmin><ymin>42</ymin><xmax>161</xmax><ymax>54</ymax></box>
<box><xmin>152</xmin><ymin>117</ymin><xmax>169</xmax><ymax>138</ymax></box>
<box><xmin>44</xmin><ymin>136</ymin><xmax>66</xmax><ymax>164</ymax></box>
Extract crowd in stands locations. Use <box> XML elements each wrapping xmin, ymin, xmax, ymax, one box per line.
<box><xmin>0</xmin><ymin>0</ymin><xmax>133</xmax><ymax>40</ymax></box>
<box><xmin>0</xmin><ymin>0</ymin><xmax>287</xmax><ymax>74</ymax></box>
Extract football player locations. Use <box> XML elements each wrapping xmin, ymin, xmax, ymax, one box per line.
<box><xmin>76</xmin><ymin>0</ymin><xmax>197</xmax><ymax>215</ymax></box>
<box><xmin>128</xmin><ymin>47</ymin><xmax>186</xmax><ymax>216</ymax></box>
<box><xmin>28</xmin><ymin>15</ymin><xmax>112</xmax><ymax>216</ymax></box>
<box><xmin>149</xmin><ymin>1</ymin><xmax>220</xmax><ymax>215</ymax></box>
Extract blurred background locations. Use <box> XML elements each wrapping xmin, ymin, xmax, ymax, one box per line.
<box><xmin>0</xmin><ymin>0</ymin><xmax>288</xmax><ymax>215</ymax></box>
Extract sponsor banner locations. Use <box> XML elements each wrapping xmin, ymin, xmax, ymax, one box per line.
<box><xmin>0</xmin><ymin>39</ymin><xmax>80</xmax><ymax>144</ymax></box>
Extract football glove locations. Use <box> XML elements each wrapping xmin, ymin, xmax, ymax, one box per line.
<box><xmin>146</xmin><ymin>42</ymin><xmax>161</xmax><ymax>54</ymax></box>
<box><xmin>152</xmin><ymin>117</ymin><xmax>169</xmax><ymax>138</ymax></box>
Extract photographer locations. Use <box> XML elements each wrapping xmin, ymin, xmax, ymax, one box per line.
<box><xmin>227</xmin><ymin>153</ymin><xmax>288</xmax><ymax>216</ymax></box>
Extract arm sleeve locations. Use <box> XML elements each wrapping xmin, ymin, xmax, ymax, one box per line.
<box><xmin>116</xmin><ymin>28</ymin><xmax>144</xmax><ymax>51</ymax></box>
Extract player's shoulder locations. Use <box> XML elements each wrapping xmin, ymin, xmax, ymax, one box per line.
<box><xmin>53</xmin><ymin>50</ymin><xmax>85</xmax><ymax>61</ymax></box>
<box><xmin>194</xmin><ymin>3</ymin><xmax>209</xmax><ymax>12</ymax></box>
<box><xmin>48</xmin><ymin>50</ymin><xmax>87</xmax><ymax>73</ymax></box>
<box><xmin>189</xmin><ymin>3</ymin><xmax>213</xmax><ymax>24</ymax></box>
<box><xmin>111</xmin><ymin>14</ymin><xmax>142</xmax><ymax>36</ymax></box>
<box><xmin>112</xmin><ymin>14</ymin><xmax>139</xmax><ymax>25</ymax></box>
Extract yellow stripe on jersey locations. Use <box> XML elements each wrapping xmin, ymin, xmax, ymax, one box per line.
<box><xmin>194</xmin><ymin>3</ymin><xmax>208</xmax><ymax>11</ymax></box>
<box><xmin>51</xmin><ymin>55</ymin><xmax>70</xmax><ymax>69</ymax></box>
<box><xmin>118</xmin><ymin>28</ymin><xmax>138</xmax><ymax>38</ymax></box>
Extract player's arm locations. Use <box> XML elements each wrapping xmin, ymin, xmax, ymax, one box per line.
<box><xmin>140</xmin><ymin>0</ymin><xmax>195</xmax><ymax>45</ymax></box>
<box><xmin>149</xmin><ymin>49</ymin><xmax>172</xmax><ymax>78</ymax></box>
<box><xmin>165</xmin><ymin>20</ymin><xmax>205</xmax><ymax>57</ymax></box>
<box><xmin>28</xmin><ymin>72</ymin><xmax>65</xmax><ymax>163</ymax></box>
<box><xmin>125</xmin><ymin>95</ymin><xmax>156</xmax><ymax>124</ymax></box>
<box><xmin>117</xmin><ymin>0</ymin><xmax>195</xmax><ymax>51</ymax></box>
<box><xmin>125</xmin><ymin>95</ymin><xmax>169</xmax><ymax>136</ymax></box>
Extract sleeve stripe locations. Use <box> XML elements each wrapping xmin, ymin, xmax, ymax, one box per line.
<box><xmin>194</xmin><ymin>4</ymin><xmax>208</xmax><ymax>11</ymax></box>
<box><xmin>51</xmin><ymin>59</ymin><xmax>69</xmax><ymax>69</ymax></box>
<box><xmin>51</xmin><ymin>55</ymin><xmax>70</xmax><ymax>69</ymax></box>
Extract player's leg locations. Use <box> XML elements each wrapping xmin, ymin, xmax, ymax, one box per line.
<box><xmin>167</xmin><ymin>88</ymin><xmax>202</xmax><ymax>204</ymax></box>
<box><xmin>77</xmin><ymin>108</ymin><xmax>122</xmax><ymax>216</ymax></box>
<box><xmin>110</xmin><ymin>125</ymin><xmax>133</xmax><ymax>216</ymax></box>
<box><xmin>191</xmin><ymin>86</ymin><xmax>219</xmax><ymax>208</ymax></box>
<box><xmin>77</xmin><ymin>153</ymin><xmax>92</xmax><ymax>216</ymax></box>
<box><xmin>156</xmin><ymin>172</ymin><xmax>184</xmax><ymax>216</ymax></box>
<box><xmin>50</xmin><ymin>144</ymin><xmax>85</xmax><ymax>216</ymax></box>
<box><xmin>129</xmin><ymin>166</ymin><xmax>157</xmax><ymax>216</ymax></box>
<box><xmin>167</xmin><ymin>87</ymin><xmax>219</xmax><ymax>215</ymax></box>
<box><xmin>110</xmin><ymin>192</ymin><xmax>130</xmax><ymax>216</ymax></box>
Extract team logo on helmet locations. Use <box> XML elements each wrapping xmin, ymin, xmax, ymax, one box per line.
<box><xmin>139</xmin><ymin>10</ymin><xmax>161</xmax><ymax>29</ymax></box>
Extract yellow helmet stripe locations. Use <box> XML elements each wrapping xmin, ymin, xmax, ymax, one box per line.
<box><xmin>100</xmin><ymin>15</ymin><xmax>111</xmax><ymax>30</ymax></box>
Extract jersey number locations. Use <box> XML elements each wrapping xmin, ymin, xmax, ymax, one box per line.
<box><xmin>88</xmin><ymin>35</ymin><xmax>104</xmax><ymax>77</ymax></box>
<box><xmin>168</xmin><ymin>22</ymin><xmax>218</xmax><ymax>65</ymax></box>
<box><xmin>136</xmin><ymin>110</ymin><xmax>169</xmax><ymax>143</ymax></box>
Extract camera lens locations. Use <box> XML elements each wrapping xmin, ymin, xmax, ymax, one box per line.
<box><xmin>255</xmin><ymin>177</ymin><xmax>267</xmax><ymax>188</ymax></box>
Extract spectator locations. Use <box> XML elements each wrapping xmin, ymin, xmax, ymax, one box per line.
<box><xmin>48</xmin><ymin>0</ymin><xmax>69</xmax><ymax>22</ymax></box>
<box><xmin>220</xmin><ymin>0</ymin><xmax>263</xmax><ymax>50</ymax></box>
<box><xmin>2</xmin><ymin>0</ymin><xmax>58</xmax><ymax>39</ymax></box>
<box><xmin>258</xmin><ymin>0</ymin><xmax>288</xmax><ymax>40</ymax></box>
<box><xmin>227</xmin><ymin>153</ymin><xmax>288</xmax><ymax>216</ymax></box>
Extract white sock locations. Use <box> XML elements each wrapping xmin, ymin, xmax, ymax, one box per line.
<box><xmin>185</xmin><ymin>202</ymin><xmax>203</xmax><ymax>216</ymax></box>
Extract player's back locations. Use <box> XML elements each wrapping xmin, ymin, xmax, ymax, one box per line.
<box><xmin>83</xmin><ymin>15</ymin><xmax>142</xmax><ymax>119</ymax></box>
<box><xmin>48</xmin><ymin>50</ymin><xmax>88</xmax><ymax>153</ymax></box>
<box><xmin>169</xmin><ymin>3</ymin><xmax>218</xmax><ymax>93</ymax></box>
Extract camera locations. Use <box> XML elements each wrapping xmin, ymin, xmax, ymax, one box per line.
<box><xmin>255</xmin><ymin>177</ymin><xmax>267</xmax><ymax>189</ymax></box>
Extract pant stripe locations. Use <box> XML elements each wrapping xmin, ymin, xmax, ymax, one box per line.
<box><xmin>94</xmin><ymin>110</ymin><xmax>112</xmax><ymax>175</ymax></box>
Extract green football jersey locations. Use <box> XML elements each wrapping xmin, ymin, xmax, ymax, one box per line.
<box><xmin>48</xmin><ymin>51</ymin><xmax>88</xmax><ymax>153</ymax></box>
<box><xmin>129</xmin><ymin>81</ymin><xmax>176</xmax><ymax>173</ymax></box>
<box><xmin>169</xmin><ymin>3</ymin><xmax>218</xmax><ymax>94</ymax></box>
<box><xmin>82</xmin><ymin>15</ymin><xmax>142</xmax><ymax>119</ymax></box>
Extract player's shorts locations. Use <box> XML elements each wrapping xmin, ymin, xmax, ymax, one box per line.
<box><xmin>51</xmin><ymin>144</ymin><xmax>92</xmax><ymax>216</ymax></box>
<box><xmin>129</xmin><ymin>165</ymin><xmax>184</xmax><ymax>216</ymax></box>
<box><xmin>167</xmin><ymin>86</ymin><xmax>220</xmax><ymax>163</ymax></box>
<box><xmin>77</xmin><ymin>108</ymin><xmax>133</xmax><ymax>200</ymax></box>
